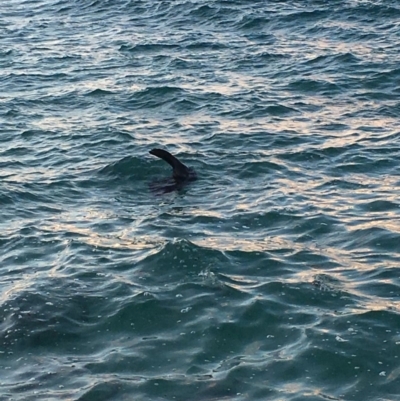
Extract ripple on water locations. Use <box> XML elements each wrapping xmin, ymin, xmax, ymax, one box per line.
<box><xmin>1</xmin><ymin>0</ymin><xmax>400</xmax><ymax>400</ymax></box>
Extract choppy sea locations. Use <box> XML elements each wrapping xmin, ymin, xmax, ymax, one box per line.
<box><xmin>1</xmin><ymin>1</ymin><xmax>400</xmax><ymax>400</ymax></box>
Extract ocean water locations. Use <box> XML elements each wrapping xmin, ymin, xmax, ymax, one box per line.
<box><xmin>1</xmin><ymin>0</ymin><xmax>400</xmax><ymax>400</ymax></box>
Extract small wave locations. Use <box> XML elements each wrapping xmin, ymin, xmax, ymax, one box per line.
<box><xmin>119</xmin><ymin>43</ymin><xmax>180</xmax><ymax>54</ymax></box>
<box><xmin>344</xmin><ymin>227</ymin><xmax>400</xmax><ymax>253</ymax></box>
<box><xmin>265</xmin><ymin>104</ymin><xmax>299</xmax><ymax>116</ymax></box>
<box><xmin>188</xmin><ymin>4</ymin><xmax>218</xmax><ymax>19</ymax></box>
<box><xmin>281</xmin><ymin>9</ymin><xmax>329</xmax><ymax>24</ymax></box>
<box><xmin>127</xmin><ymin>86</ymin><xmax>185</xmax><ymax>106</ymax></box>
<box><xmin>363</xmin><ymin>68</ymin><xmax>400</xmax><ymax>91</ymax></box>
<box><xmin>99</xmin><ymin>155</ymin><xmax>148</xmax><ymax>179</ymax></box>
<box><xmin>85</xmin><ymin>88</ymin><xmax>115</xmax><ymax>96</ymax></box>
<box><xmin>238</xmin><ymin>15</ymin><xmax>271</xmax><ymax>31</ymax></box>
<box><xmin>333</xmin><ymin>156</ymin><xmax>397</xmax><ymax>174</ymax></box>
<box><xmin>358</xmin><ymin>200</ymin><xmax>399</xmax><ymax>213</ymax></box>
<box><xmin>237</xmin><ymin>51</ymin><xmax>289</xmax><ymax>70</ymax></box>
<box><xmin>288</xmin><ymin>78</ymin><xmax>342</xmax><ymax>95</ymax></box>
<box><xmin>304</xmin><ymin>52</ymin><xmax>360</xmax><ymax>68</ymax></box>
<box><xmin>184</xmin><ymin>41</ymin><xmax>229</xmax><ymax>51</ymax></box>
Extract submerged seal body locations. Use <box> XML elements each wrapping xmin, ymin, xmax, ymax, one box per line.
<box><xmin>149</xmin><ymin>148</ymin><xmax>196</xmax><ymax>192</ymax></box>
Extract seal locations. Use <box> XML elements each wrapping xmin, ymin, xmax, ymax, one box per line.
<box><xmin>149</xmin><ymin>148</ymin><xmax>197</xmax><ymax>192</ymax></box>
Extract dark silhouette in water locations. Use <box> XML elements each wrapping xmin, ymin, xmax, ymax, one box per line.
<box><xmin>149</xmin><ymin>148</ymin><xmax>197</xmax><ymax>193</ymax></box>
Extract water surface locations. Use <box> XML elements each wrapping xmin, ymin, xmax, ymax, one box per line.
<box><xmin>1</xmin><ymin>1</ymin><xmax>400</xmax><ymax>400</ymax></box>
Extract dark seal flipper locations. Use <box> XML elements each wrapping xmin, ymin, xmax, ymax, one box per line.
<box><xmin>149</xmin><ymin>148</ymin><xmax>191</xmax><ymax>181</ymax></box>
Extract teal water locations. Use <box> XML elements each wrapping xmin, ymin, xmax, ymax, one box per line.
<box><xmin>1</xmin><ymin>0</ymin><xmax>400</xmax><ymax>400</ymax></box>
